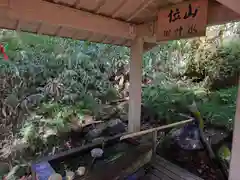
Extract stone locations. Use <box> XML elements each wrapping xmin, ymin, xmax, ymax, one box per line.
<box><xmin>76</xmin><ymin>167</ymin><xmax>86</xmax><ymax>177</ymax></box>
<box><xmin>91</xmin><ymin>137</ymin><xmax>105</xmax><ymax>144</ymax></box>
<box><xmin>48</xmin><ymin>173</ymin><xmax>62</xmax><ymax>180</ymax></box>
<box><xmin>0</xmin><ymin>162</ymin><xmax>9</xmax><ymax>176</ymax></box>
<box><xmin>86</xmin><ymin>123</ymin><xmax>107</xmax><ymax>140</ymax></box>
<box><xmin>106</xmin><ymin>119</ymin><xmax>126</xmax><ymax>135</ymax></box>
<box><xmin>12</xmin><ymin>139</ymin><xmax>29</xmax><ymax>152</ymax></box>
<box><xmin>65</xmin><ymin>171</ymin><xmax>75</xmax><ymax>180</ymax></box>
<box><xmin>107</xmin><ymin>119</ymin><xmax>122</xmax><ymax>127</ymax></box>
<box><xmin>91</xmin><ymin>148</ymin><xmax>104</xmax><ymax>158</ymax></box>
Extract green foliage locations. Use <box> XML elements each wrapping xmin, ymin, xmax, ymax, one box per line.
<box><xmin>198</xmin><ymin>87</ymin><xmax>237</xmax><ymax>127</ymax></box>
<box><xmin>143</xmin><ymin>84</ymin><xmax>206</xmax><ymax>123</ymax></box>
<box><xmin>143</xmin><ymin>82</ymin><xmax>237</xmax><ymax>127</ymax></box>
<box><xmin>184</xmin><ymin>38</ymin><xmax>240</xmax><ymax>89</ymax></box>
<box><xmin>0</xmin><ymin>30</ymin><xmax>130</xmax><ymax>163</ymax></box>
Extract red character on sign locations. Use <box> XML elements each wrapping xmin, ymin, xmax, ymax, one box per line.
<box><xmin>0</xmin><ymin>44</ymin><xmax>8</xmax><ymax>60</ymax></box>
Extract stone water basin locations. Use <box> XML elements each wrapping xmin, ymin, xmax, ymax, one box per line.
<box><xmin>32</xmin><ymin>138</ymin><xmax>152</xmax><ymax>180</ymax></box>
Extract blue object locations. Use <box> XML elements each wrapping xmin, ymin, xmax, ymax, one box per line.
<box><xmin>32</xmin><ymin>162</ymin><xmax>56</xmax><ymax>180</ymax></box>
<box><xmin>127</xmin><ymin>174</ymin><xmax>137</xmax><ymax>180</ymax></box>
<box><xmin>172</xmin><ymin>123</ymin><xmax>203</xmax><ymax>150</ymax></box>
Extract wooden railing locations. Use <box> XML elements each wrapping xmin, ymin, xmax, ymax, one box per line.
<box><xmin>120</xmin><ymin>118</ymin><xmax>194</xmax><ymax>155</ymax></box>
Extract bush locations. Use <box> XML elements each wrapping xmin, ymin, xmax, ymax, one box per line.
<box><xmin>184</xmin><ymin>40</ymin><xmax>240</xmax><ymax>90</ymax></box>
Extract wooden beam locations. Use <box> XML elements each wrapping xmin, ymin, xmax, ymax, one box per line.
<box><xmin>128</xmin><ymin>37</ymin><xmax>143</xmax><ymax>133</ymax></box>
<box><xmin>127</xmin><ymin>0</ymin><xmax>155</xmax><ymax>22</ymax></box>
<box><xmin>0</xmin><ymin>0</ymin><xmax>8</xmax><ymax>7</ymax></box>
<box><xmin>36</xmin><ymin>23</ymin><xmax>43</xmax><ymax>34</ymax></box>
<box><xmin>112</xmin><ymin>0</ymin><xmax>127</xmax><ymax>18</ymax></box>
<box><xmin>73</xmin><ymin>0</ymin><xmax>81</xmax><ymax>7</ymax></box>
<box><xmin>54</xmin><ymin>26</ymin><xmax>62</xmax><ymax>36</ymax></box>
<box><xmin>8</xmin><ymin>0</ymin><xmax>136</xmax><ymax>40</ymax></box>
<box><xmin>143</xmin><ymin>42</ymin><xmax>157</xmax><ymax>52</ymax></box>
<box><xmin>15</xmin><ymin>20</ymin><xmax>21</xmax><ymax>31</ymax></box>
<box><xmin>94</xmin><ymin>0</ymin><xmax>107</xmax><ymax>13</ymax></box>
<box><xmin>208</xmin><ymin>1</ymin><xmax>240</xmax><ymax>26</ymax></box>
<box><xmin>216</xmin><ymin>0</ymin><xmax>240</xmax><ymax>15</ymax></box>
<box><xmin>0</xmin><ymin>0</ymin><xmax>9</xmax><ymax>16</ymax></box>
<box><xmin>229</xmin><ymin>79</ymin><xmax>240</xmax><ymax>180</ymax></box>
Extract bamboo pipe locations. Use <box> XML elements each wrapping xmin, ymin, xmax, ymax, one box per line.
<box><xmin>121</xmin><ymin>118</ymin><xmax>194</xmax><ymax>140</ymax></box>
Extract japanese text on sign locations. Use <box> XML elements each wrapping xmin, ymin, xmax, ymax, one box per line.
<box><xmin>157</xmin><ymin>0</ymin><xmax>208</xmax><ymax>41</ymax></box>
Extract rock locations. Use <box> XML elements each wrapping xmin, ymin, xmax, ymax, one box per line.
<box><xmin>0</xmin><ymin>162</ymin><xmax>9</xmax><ymax>176</ymax></box>
<box><xmin>91</xmin><ymin>137</ymin><xmax>105</xmax><ymax>144</ymax></box>
<box><xmin>85</xmin><ymin>123</ymin><xmax>107</xmax><ymax>140</ymax></box>
<box><xmin>91</xmin><ymin>148</ymin><xmax>104</xmax><ymax>158</ymax></box>
<box><xmin>86</xmin><ymin>119</ymin><xmax>126</xmax><ymax>140</ymax></box>
<box><xmin>107</xmin><ymin>119</ymin><xmax>121</xmax><ymax>127</ymax></box>
<box><xmin>43</xmin><ymin>128</ymin><xmax>56</xmax><ymax>139</ymax></box>
<box><xmin>76</xmin><ymin>167</ymin><xmax>86</xmax><ymax>177</ymax></box>
<box><xmin>48</xmin><ymin>173</ymin><xmax>62</xmax><ymax>180</ymax></box>
<box><xmin>106</xmin><ymin>119</ymin><xmax>126</xmax><ymax>135</ymax></box>
<box><xmin>5</xmin><ymin>165</ymin><xmax>29</xmax><ymax>179</ymax></box>
<box><xmin>12</xmin><ymin>139</ymin><xmax>29</xmax><ymax>152</ymax></box>
<box><xmin>65</xmin><ymin>171</ymin><xmax>75</xmax><ymax>180</ymax></box>
<box><xmin>119</xmin><ymin>114</ymin><xmax>128</xmax><ymax>122</ymax></box>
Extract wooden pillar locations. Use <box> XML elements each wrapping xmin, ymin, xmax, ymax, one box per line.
<box><xmin>229</xmin><ymin>80</ymin><xmax>240</xmax><ymax>180</ymax></box>
<box><xmin>128</xmin><ymin>37</ymin><xmax>143</xmax><ymax>133</ymax></box>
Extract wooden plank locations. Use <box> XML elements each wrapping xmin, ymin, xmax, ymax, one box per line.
<box><xmin>156</xmin><ymin>0</ymin><xmax>208</xmax><ymax>41</ymax></box>
<box><xmin>150</xmin><ymin>174</ymin><xmax>162</xmax><ymax>180</ymax></box>
<box><xmin>154</xmin><ymin>156</ymin><xmax>203</xmax><ymax>180</ymax></box>
<box><xmin>0</xmin><ymin>0</ymin><xmax>8</xmax><ymax>7</ymax></box>
<box><xmin>8</xmin><ymin>0</ymin><xmax>136</xmax><ymax>40</ymax></box>
<box><xmin>153</xmin><ymin>161</ymin><xmax>200</xmax><ymax>180</ymax></box>
<box><xmin>142</xmin><ymin>174</ymin><xmax>161</xmax><ymax>180</ymax></box>
<box><xmin>153</xmin><ymin>161</ymin><xmax>186</xmax><ymax>180</ymax></box>
<box><xmin>229</xmin><ymin>79</ymin><xmax>240</xmax><ymax>180</ymax></box>
<box><xmin>150</xmin><ymin>175</ymin><xmax>162</xmax><ymax>180</ymax></box>
<box><xmin>151</xmin><ymin>169</ymin><xmax>174</xmax><ymax>180</ymax></box>
<box><xmin>128</xmin><ymin>37</ymin><xmax>143</xmax><ymax>133</ymax></box>
<box><xmin>152</xmin><ymin>165</ymin><xmax>182</xmax><ymax>180</ymax></box>
<box><xmin>154</xmin><ymin>156</ymin><xmax>194</xmax><ymax>179</ymax></box>
<box><xmin>216</xmin><ymin>0</ymin><xmax>240</xmax><ymax>15</ymax></box>
<box><xmin>208</xmin><ymin>1</ymin><xmax>240</xmax><ymax>25</ymax></box>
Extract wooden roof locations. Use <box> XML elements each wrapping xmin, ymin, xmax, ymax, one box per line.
<box><xmin>0</xmin><ymin>0</ymin><xmax>240</xmax><ymax>49</ymax></box>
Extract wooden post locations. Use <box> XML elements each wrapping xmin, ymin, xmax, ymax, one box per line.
<box><xmin>229</xmin><ymin>79</ymin><xmax>240</xmax><ymax>180</ymax></box>
<box><xmin>128</xmin><ymin>37</ymin><xmax>143</xmax><ymax>133</ymax></box>
<box><xmin>152</xmin><ymin>130</ymin><xmax>157</xmax><ymax>159</ymax></box>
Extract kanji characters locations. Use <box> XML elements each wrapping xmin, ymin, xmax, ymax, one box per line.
<box><xmin>175</xmin><ymin>26</ymin><xmax>183</xmax><ymax>36</ymax></box>
<box><xmin>184</xmin><ymin>4</ymin><xmax>198</xmax><ymax>19</ymax></box>
<box><xmin>168</xmin><ymin>3</ymin><xmax>198</xmax><ymax>23</ymax></box>
<box><xmin>168</xmin><ymin>8</ymin><xmax>181</xmax><ymax>23</ymax></box>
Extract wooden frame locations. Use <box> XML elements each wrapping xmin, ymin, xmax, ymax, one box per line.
<box><xmin>7</xmin><ymin>0</ymin><xmax>136</xmax><ymax>40</ymax></box>
<box><xmin>0</xmin><ymin>0</ymin><xmax>240</xmax><ymax>179</ymax></box>
<box><xmin>0</xmin><ymin>0</ymin><xmax>239</xmax><ymax>45</ymax></box>
<box><xmin>216</xmin><ymin>0</ymin><xmax>240</xmax><ymax>15</ymax></box>
<box><xmin>229</xmin><ymin>80</ymin><xmax>240</xmax><ymax>180</ymax></box>
<box><xmin>128</xmin><ymin>37</ymin><xmax>143</xmax><ymax>132</ymax></box>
